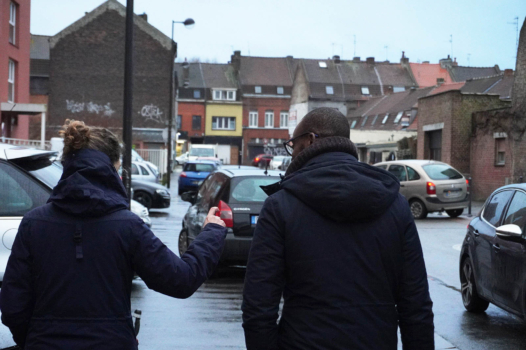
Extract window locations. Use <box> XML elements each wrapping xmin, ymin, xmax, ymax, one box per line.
<box><xmin>192</xmin><ymin>115</ymin><xmax>201</xmax><ymax>130</ymax></box>
<box><xmin>376</xmin><ymin>164</ymin><xmax>387</xmax><ymax>170</ymax></box>
<box><xmin>176</xmin><ymin>115</ymin><xmax>182</xmax><ymax>129</ymax></box>
<box><xmin>371</xmin><ymin>115</ymin><xmax>378</xmax><ymax>125</ymax></box>
<box><xmin>0</xmin><ymin>162</ymin><xmax>49</xmax><ymax>216</ymax></box>
<box><xmin>326</xmin><ymin>86</ymin><xmax>334</xmax><ymax>94</ymax></box>
<box><xmin>249</xmin><ymin>111</ymin><xmax>258</xmax><ymax>127</ymax></box>
<box><xmin>351</xmin><ymin>120</ymin><xmax>357</xmax><ymax>129</ymax></box>
<box><xmin>265</xmin><ymin>111</ymin><xmax>274</xmax><ymax>128</ymax></box>
<box><xmin>9</xmin><ymin>2</ymin><xmax>17</xmax><ymax>45</ymax></box>
<box><xmin>212</xmin><ymin>117</ymin><xmax>236</xmax><ymax>130</ymax></box>
<box><xmin>318</xmin><ymin>61</ymin><xmax>327</xmax><ymax>68</ymax></box>
<box><xmin>407</xmin><ymin>166</ymin><xmax>421</xmax><ymax>181</ymax></box>
<box><xmin>361</xmin><ymin>86</ymin><xmax>370</xmax><ymax>95</ymax></box>
<box><xmin>382</xmin><ymin>114</ymin><xmax>389</xmax><ymax>124</ymax></box>
<box><xmin>388</xmin><ymin>165</ymin><xmax>407</xmax><ymax>182</ymax></box>
<box><xmin>139</xmin><ymin>165</ymin><xmax>149</xmax><ymax>176</ymax></box>
<box><xmin>8</xmin><ymin>60</ymin><xmax>15</xmax><ymax>103</ymax></box>
<box><xmin>213</xmin><ymin>90</ymin><xmax>236</xmax><ymax>101</ymax></box>
<box><xmin>230</xmin><ymin>177</ymin><xmax>279</xmax><ymax>203</ymax></box>
<box><xmin>277</xmin><ymin>86</ymin><xmax>284</xmax><ymax>94</ymax></box>
<box><xmin>422</xmin><ymin>164</ymin><xmax>463</xmax><ymax>180</ymax></box>
<box><xmin>193</xmin><ymin>90</ymin><xmax>201</xmax><ymax>98</ymax></box>
<box><xmin>394</xmin><ymin>112</ymin><xmax>403</xmax><ymax>124</ymax></box>
<box><xmin>131</xmin><ymin>163</ymin><xmax>139</xmax><ymax>175</ymax></box>
<box><xmin>483</xmin><ymin>190</ymin><xmax>514</xmax><ymax>227</ymax></box>
<box><xmin>270</xmin><ymin>138</ymin><xmax>275</xmax><ymax>144</ymax></box>
<box><xmin>495</xmin><ymin>138</ymin><xmax>506</xmax><ymax>166</ymax></box>
<box><xmin>503</xmin><ymin>191</ymin><xmax>526</xmax><ymax>232</ymax></box>
<box><xmin>393</xmin><ymin>86</ymin><xmax>405</xmax><ymax>93</ymax></box>
<box><xmin>255</xmin><ymin>86</ymin><xmax>262</xmax><ymax>93</ymax></box>
<box><xmin>361</xmin><ymin>116</ymin><xmax>368</xmax><ymax>127</ymax></box>
<box><xmin>280</xmin><ymin>112</ymin><xmax>288</xmax><ymax>128</ymax></box>
<box><xmin>184</xmin><ymin>163</ymin><xmax>216</xmax><ymax>173</ymax></box>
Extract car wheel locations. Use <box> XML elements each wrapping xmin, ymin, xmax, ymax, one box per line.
<box><xmin>446</xmin><ymin>209</ymin><xmax>464</xmax><ymax>218</ymax></box>
<box><xmin>178</xmin><ymin>228</ymin><xmax>189</xmax><ymax>256</ymax></box>
<box><xmin>409</xmin><ymin>199</ymin><xmax>428</xmax><ymax>219</ymax></box>
<box><xmin>460</xmin><ymin>257</ymin><xmax>489</xmax><ymax>313</ymax></box>
<box><xmin>134</xmin><ymin>191</ymin><xmax>153</xmax><ymax>209</ymax></box>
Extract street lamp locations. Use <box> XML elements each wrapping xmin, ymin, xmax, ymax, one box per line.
<box><xmin>167</xmin><ymin>18</ymin><xmax>195</xmax><ymax>188</ymax></box>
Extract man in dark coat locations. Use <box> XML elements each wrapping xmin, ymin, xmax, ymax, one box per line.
<box><xmin>0</xmin><ymin>148</ymin><xmax>227</xmax><ymax>349</ymax></box>
<box><xmin>242</xmin><ymin>108</ymin><xmax>434</xmax><ymax>350</ymax></box>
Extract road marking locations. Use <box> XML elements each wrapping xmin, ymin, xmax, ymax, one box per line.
<box><xmin>452</xmin><ymin>244</ymin><xmax>462</xmax><ymax>251</ymax></box>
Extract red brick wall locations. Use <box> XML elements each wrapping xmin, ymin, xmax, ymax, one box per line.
<box><xmin>242</xmin><ymin>97</ymin><xmax>290</xmax><ymax>162</ymax></box>
<box><xmin>177</xmin><ymin>101</ymin><xmax>205</xmax><ymax>138</ymax></box>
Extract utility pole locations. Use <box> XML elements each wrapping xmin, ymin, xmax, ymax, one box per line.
<box><xmin>122</xmin><ymin>0</ymin><xmax>134</xmax><ymax>205</ymax></box>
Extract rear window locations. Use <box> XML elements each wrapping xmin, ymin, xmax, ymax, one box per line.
<box><xmin>229</xmin><ymin>177</ymin><xmax>279</xmax><ymax>203</ymax></box>
<box><xmin>422</xmin><ymin>164</ymin><xmax>463</xmax><ymax>180</ymax></box>
<box><xmin>184</xmin><ymin>163</ymin><xmax>216</xmax><ymax>172</ymax></box>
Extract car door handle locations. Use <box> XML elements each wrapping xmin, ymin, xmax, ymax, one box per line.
<box><xmin>493</xmin><ymin>244</ymin><xmax>501</xmax><ymax>253</ymax></box>
<box><xmin>473</xmin><ymin>229</ymin><xmax>480</xmax><ymax>236</ymax></box>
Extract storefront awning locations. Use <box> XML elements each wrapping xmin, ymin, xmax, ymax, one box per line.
<box><xmin>1</xmin><ymin>103</ymin><xmax>47</xmax><ymax>115</ymax></box>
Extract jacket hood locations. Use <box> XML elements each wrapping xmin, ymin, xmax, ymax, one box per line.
<box><xmin>48</xmin><ymin>149</ymin><xmax>128</xmax><ymax>217</ymax></box>
<box><xmin>281</xmin><ymin>152</ymin><xmax>400</xmax><ymax>222</ymax></box>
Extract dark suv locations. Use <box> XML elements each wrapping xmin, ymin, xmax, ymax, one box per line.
<box><xmin>179</xmin><ymin>168</ymin><xmax>281</xmax><ymax>265</ymax></box>
<box><xmin>460</xmin><ymin>184</ymin><xmax>526</xmax><ymax>317</ymax></box>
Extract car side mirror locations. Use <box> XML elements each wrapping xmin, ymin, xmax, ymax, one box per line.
<box><xmin>496</xmin><ymin>224</ymin><xmax>523</xmax><ymax>239</ymax></box>
<box><xmin>181</xmin><ymin>191</ymin><xmax>197</xmax><ymax>205</ymax></box>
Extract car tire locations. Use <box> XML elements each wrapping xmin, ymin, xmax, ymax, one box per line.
<box><xmin>409</xmin><ymin>199</ymin><xmax>428</xmax><ymax>220</ymax></box>
<box><xmin>446</xmin><ymin>208</ymin><xmax>464</xmax><ymax>218</ymax></box>
<box><xmin>134</xmin><ymin>191</ymin><xmax>153</xmax><ymax>210</ymax></box>
<box><xmin>460</xmin><ymin>257</ymin><xmax>490</xmax><ymax>313</ymax></box>
<box><xmin>178</xmin><ymin>228</ymin><xmax>189</xmax><ymax>257</ymax></box>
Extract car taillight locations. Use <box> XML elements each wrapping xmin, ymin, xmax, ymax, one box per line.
<box><xmin>255</xmin><ymin>157</ymin><xmax>260</xmax><ymax>162</ymax></box>
<box><xmin>180</xmin><ymin>172</ymin><xmax>187</xmax><ymax>178</ymax></box>
<box><xmin>427</xmin><ymin>182</ymin><xmax>436</xmax><ymax>195</ymax></box>
<box><xmin>215</xmin><ymin>200</ymin><xmax>234</xmax><ymax>228</ymax></box>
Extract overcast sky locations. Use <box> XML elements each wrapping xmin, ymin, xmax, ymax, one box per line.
<box><xmin>31</xmin><ymin>0</ymin><xmax>525</xmax><ymax>70</ymax></box>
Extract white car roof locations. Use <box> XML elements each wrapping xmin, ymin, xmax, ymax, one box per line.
<box><xmin>0</xmin><ymin>143</ymin><xmax>57</xmax><ymax>161</ymax></box>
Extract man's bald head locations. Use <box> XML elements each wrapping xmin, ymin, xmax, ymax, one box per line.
<box><xmin>294</xmin><ymin>107</ymin><xmax>350</xmax><ymax>138</ymax></box>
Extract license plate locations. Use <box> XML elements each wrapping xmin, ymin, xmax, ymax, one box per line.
<box><xmin>251</xmin><ymin>215</ymin><xmax>259</xmax><ymax>225</ymax></box>
<box><xmin>445</xmin><ymin>189</ymin><xmax>462</xmax><ymax>198</ymax></box>
<box><xmin>192</xmin><ymin>180</ymin><xmax>199</xmax><ymax>185</ymax></box>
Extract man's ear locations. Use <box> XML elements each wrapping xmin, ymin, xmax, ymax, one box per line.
<box><xmin>308</xmin><ymin>133</ymin><xmax>317</xmax><ymax>145</ymax></box>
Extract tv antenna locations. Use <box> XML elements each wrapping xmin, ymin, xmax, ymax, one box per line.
<box><xmin>449</xmin><ymin>34</ymin><xmax>453</xmax><ymax>58</ymax></box>
<box><xmin>467</xmin><ymin>53</ymin><xmax>471</xmax><ymax>66</ymax></box>
<box><xmin>384</xmin><ymin>45</ymin><xmax>389</xmax><ymax>61</ymax></box>
<box><xmin>353</xmin><ymin>35</ymin><xmax>356</xmax><ymax>57</ymax></box>
<box><xmin>508</xmin><ymin>17</ymin><xmax>519</xmax><ymax>58</ymax></box>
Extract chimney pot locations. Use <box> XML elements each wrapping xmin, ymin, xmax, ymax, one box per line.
<box><xmin>286</xmin><ymin>55</ymin><xmax>293</xmax><ymax>59</ymax></box>
<box><xmin>138</xmin><ymin>13</ymin><xmax>148</xmax><ymax>22</ymax></box>
<box><xmin>422</xmin><ymin>61</ymin><xmax>430</xmax><ymax>64</ymax></box>
<box><xmin>366</xmin><ymin>57</ymin><xmax>375</xmax><ymax>64</ymax></box>
<box><xmin>333</xmin><ymin>55</ymin><xmax>341</xmax><ymax>63</ymax></box>
<box><xmin>353</xmin><ymin>57</ymin><xmax>361</xmax><ymax>62</ymax></box>
<box><xmin>504</xmin><ymin>69</ymin><xmax>514</xmax><ymax>77</ymax></box>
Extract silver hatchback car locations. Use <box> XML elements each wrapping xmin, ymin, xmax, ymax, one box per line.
<box><xmin>375</xmin><ymin>160</ymin><xmax>469</xmax><ymax>219</ymax></box>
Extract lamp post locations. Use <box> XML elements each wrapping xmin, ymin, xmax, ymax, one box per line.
<box><xmin>167</xmin><ymin>18</ymin><xmax>195</xmax><ymax>188</ymax></box>
<box><xmin>122</xmin><ymin>0</ymin><xmax>134</xmax><ymax>205</ymax></box>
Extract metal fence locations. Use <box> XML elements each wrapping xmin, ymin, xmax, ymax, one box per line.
<box><xmin>135</xmin><ymin>149</ymin><xmax>168</xmax><ymax>175</ymax></box>
<box><xmin>0</xmin><ymin>137</ymin><xmax>51</xmax><ymax>150</ymax></box>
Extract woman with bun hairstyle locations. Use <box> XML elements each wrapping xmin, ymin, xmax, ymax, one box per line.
<box><xmin>0</xmin><ymin>120</ymin><xmax>227</xmax><ymax>349</ymax></box>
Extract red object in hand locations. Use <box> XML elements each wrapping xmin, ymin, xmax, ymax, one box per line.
<box><xmin>215</xmin><ymin>200</ymin><xmax>234</xmax><ymax>228</ymax></box>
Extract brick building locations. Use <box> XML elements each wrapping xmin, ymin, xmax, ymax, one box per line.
<box><xmin>28</xmin><ymin>34</ymin><xmax>50</xmax><ymax>139</ymax></box>
<box><xmin>230</xmin><ymin>52</ymin><xmax>294</xmax><ymax>163</ymax></box>
<box><xmin>47</xmin><ymin>0</ymin><xmax>175</xmax><ymax>149</ymax></box>
<box><xmin>1</xmin><ymin>0</ymin><xmax>45</xmax><ymax>140</ymax></box>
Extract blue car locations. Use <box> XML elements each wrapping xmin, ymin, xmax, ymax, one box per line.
<box><xmin>178</xmin><ymin>160</ymin><xmax>218</xmax><ymax>195</ymax></box>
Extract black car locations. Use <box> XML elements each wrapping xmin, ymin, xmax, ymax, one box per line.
<box><xmin>132</xmin><ymin>179</ymin><xmax>170</xmax><ymax>209</ymax></box>
<box><xmin>460</xmin><ymin>184</ymin><xmax>526</xmax><ymax>317</ymax></box>
<box><xmin>179</xmin><ymin>168</ymin><xmax>281</xmax><ymax>265</ymax></box>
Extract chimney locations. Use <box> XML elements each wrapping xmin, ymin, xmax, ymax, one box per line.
<box><xmin>353</xmin><ymin>57</ymin><xmax>361</xmax><ymax>62</ymax></box>
<box><xmin>422</xmin><ymin>61</ymin><xmax>430</xmax><ymax>64</ymax></box>
<box><xmin>453</xmin><ymin>57</ymin><xmax>458</xmax><ymax>67</ymax></box>
<box><xmin>504</xmin><ymin>69</ymin><xmax>514</xmax><ymax>77</ymax></box>
<box><xmin>182</xmin><ymin>58</ymin><xmax>190</xmax><ymax>88</ymax></box>
<box><xmin>138</xmin><ymin>13</ymin><xmax>148</xmax><ymax>22</ymax></box>
<box><xmin>231</xmin><ymin>50</ymin><xmax>241</xmax><ymax>73</ymax></box>
<box><xmin>439</xmin><ymin>55</ymin><xmax>453</xmax><ymax>69</ymax></box>
<box><xmin>333</xmin><ymin>55</ymin><xmax>341</xmax><ymax>64</ymax></box>
<box><xmin>400</xmin><ymin>51</ymin><xmax>409</xmax><ymax>64</ymax></box>
<box><xmin>366</xmin><ymin>57</ymin><xmax>375</xmax><ymax>64</ymax></box>
<box><xmin>286</xmin><ymin>55</ymin><xmax>293</xmax><ymax>60</ymax></box>
<box><xmin>437</xmin><ymin>78</ymin><xmax>445</xmax><ymax>85</ymax></box>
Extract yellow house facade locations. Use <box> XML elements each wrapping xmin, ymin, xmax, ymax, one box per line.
<box><xmin>205</xmin><ymin>102</ymin><xmax>243</xmax><ymax>137</ymax></box>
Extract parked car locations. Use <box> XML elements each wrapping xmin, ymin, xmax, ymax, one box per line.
<box><xmin>175</xmin><ymin>152</ymin><xmax>189</xmax><ymax>166</ymax></box>
<box><xmin>279</xmin><ymin>156</ymin><xmax>292</xmax><ymax>171</ymax></box>
<box><xmin>374</xmin><ymin>160</ymin><xmax>468</xmax><ymax>219</ymax></box>
<box><xmin>269</xmin><ymin>155</ymin><xmax>289</xmax><ymax>170</ymax></box>
<box><xmin>252</xmin><ymin>154</ymin><xmax>273</xmax><ymax>168</ymax></box>
<box><xmin>460</xmin><ymin>184</ymin><xmax>526</xmax><ymax>317</ymax></box>
<box><xmin>131</xmin><ymin>161</ymin><xmax>159</xmax><ymax>183</ymax></box>
<box><xmin>131</xmin><ymin>179</ymin><xmax>171</xmax><ymax>209</ymax></box>
<box><xmin>132</xmin><ymin>149</ymin><xmax>160</xmax><ymax>175</ymax></box>
<box><xmin>0</xmin><ymin>143</ymin><xmax>152</xmax><ymax>281</ymax></box>
<box><xmin>179</xmin><ymin>168</ymin><xmax>281</xmax><ymax>265</ymax></box>
<box><xmin>178</xmin><ymin>160</ymin><xmax>219</xmax><ymax>195</ymax></box>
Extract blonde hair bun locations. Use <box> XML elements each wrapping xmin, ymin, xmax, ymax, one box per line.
<box><xmin>60</xmin><ymin>119</ymin><xmax>91</xmax><ymax>150</ymax></box>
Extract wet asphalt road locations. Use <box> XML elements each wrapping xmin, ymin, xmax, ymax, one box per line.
<box><xmin>0</xmin><ymin>172</ymin><xmax>525</xmax><ymax>349</ymax></box>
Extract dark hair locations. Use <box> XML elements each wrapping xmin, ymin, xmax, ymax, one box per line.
<box><xmin>298</xmin><ymin>107</ymin><xmax>350</xmax><ymax>138</ymax></box>
<box><xmin>59</xmin><ymin>119</ymin><xmax>122</xmax><ymax>164</ymax></box>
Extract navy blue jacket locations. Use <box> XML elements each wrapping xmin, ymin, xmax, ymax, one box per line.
<box><xmin>0</xmin><ymin>149</ymin><xmax>226</xmax><ymax>349</ymax></box>
<box><xmin>242</xmin><ymin>152</ymin><xmax>434</xmax><ymax>350</ymax></box>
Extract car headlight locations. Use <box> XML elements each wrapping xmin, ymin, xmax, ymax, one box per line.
<box><xmin>155</xmin><ymin>189</ymin><xmax>170</xmax><ymax>196</ymax></box>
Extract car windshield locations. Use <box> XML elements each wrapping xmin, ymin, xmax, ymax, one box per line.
<box><xmin>229</xmin><ymin>176</ymin><xmax>279</xmax><ymax>203</ymax></box>
<box><xmin>132</xmin><ymin>149</ymin><xmax>145</xmax><ymax>162</ymax></box>
<box><xmin>422</xmin><ymin>164</ymin><xmax>463</xmax><ymax>180</ymax></box>
<box><xmin>190</xmin><ymin>148</ymin><xmax>215</xmax><ymax>157</ymax></box>
<box><xmin>184</xmin><ymin>163</ymin><xmax>216</xmax><ymax>172</ymax></box>
<box><xmin>10</xmin><ymin>156</ymin><xmax>64</xmax><ymax>188</ymax></box>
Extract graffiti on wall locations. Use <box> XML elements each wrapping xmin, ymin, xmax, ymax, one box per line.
<box><xmin>264</xmin><ymin>144</ymin><xmax>288</xmax><ymax>156</ymax></box>
<box><xmin>66</xmin><ymin>100</ymin><xmax>115</xmax><ymax>117</ymax></box>
<box><xmin>139</xmin><ymin>104</ymin><xmax>164</xmax><ymax>124</ymax></box>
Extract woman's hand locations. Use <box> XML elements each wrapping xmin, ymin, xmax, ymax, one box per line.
<box><xmin>203</xmin><ymin>207</ymin><xmax>226</xmax><ymax>228</ymax></box>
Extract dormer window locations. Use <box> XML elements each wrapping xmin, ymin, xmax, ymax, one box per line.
<box><xmin>361</xmin><ymin>87</ymin><xmax>370</xmax><ymax>95</ymax></box>
<box><xmin>277</xmin><ymin>86</ymin><xmax>284</xmax><ymax>94</ymax></box>
<box><xmin>319</xmin><ymin>61</ymin><xmax>327</xmax><ymax>68</ymax></box>
<box><xmin>326</xmin><ymin>86</ymin><xmax>334</xmax><ymax>95</ymax></box>
<box><xmin>213</xmin><ymin>89</ymin><xmax>236</xmax><ymax>101</ymax></box>
<box><xmin>255</xmin><ymin>86</ymin><xmax>262</xmax><ymax>93</ymax></box>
